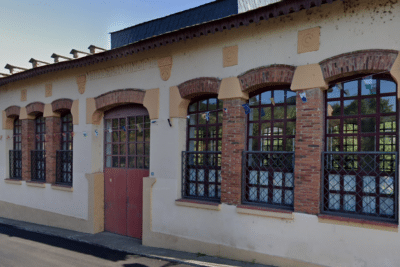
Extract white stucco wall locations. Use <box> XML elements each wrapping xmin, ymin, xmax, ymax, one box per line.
<box><xmin>0</xmin><ymin>0</ymin><xmax>399</xmax><ymax>265</ymax></box>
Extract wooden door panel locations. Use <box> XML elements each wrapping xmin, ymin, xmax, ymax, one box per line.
<box><xmin>104</xmin><ymin>168</ymin><xmax>127</xmax><ymax>235</ymax></box>
<box><xmin>126</xmin><ymin>169</ymin><xmax>148</xmax><ymax>239</ymax></box>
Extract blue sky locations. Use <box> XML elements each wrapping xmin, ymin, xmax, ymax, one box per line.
<box><xmin>0</xmin><ymin>0</ymin><xmax>214</xmax><ymax>71</ymax></box>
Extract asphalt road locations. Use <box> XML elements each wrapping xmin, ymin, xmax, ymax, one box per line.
<box><xmin>0</xmin><ymin>224</ymin><xmax>191</xmax><ymax>267</ymax></box>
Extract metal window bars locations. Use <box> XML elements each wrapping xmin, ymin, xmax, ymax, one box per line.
<box><xmin>182</xmin><ymin>151</ymin><xmax>221</xmax><ymax>202</ymax></box>
<box><xmin>56</xmin><ymin>150</ymin><xmax>73</xmax><ymax>186</ymax></box>
<box><xmin>9</xmin><ymin>150</ymin><xmax>22</xmax><ymax>179</ymax></box>
<box><xmin>242</xmin><ymin>151</ymin><xmax>295</xmax><ymax>210</ymax></box>
<box><xmin>322</xmin><ymin>152</ymin><xmax>398</xmax><ymax>223</ymax></box>
<box><xmin>31</xmin><ymin>150</ymin><xmax>46</xmax><ymax>182</ymax></box>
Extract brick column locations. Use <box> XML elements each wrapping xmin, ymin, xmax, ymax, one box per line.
<box><xmin>45</xmin><ymin>116</ymin><xmax>61</xmax><ymax>184</ymax></box>
<box><xmin>220</xmin><ymin>98</ymin><xmax>247</xmax><ymax>205</ymax></box>
<box><xmin>294</xmin><ymin>88</ymin><xmax>324</xmax><ymax>214</ymax></box>
<box><xmin>21</xmin><ymin>119</ymin><xmax>35</xmax><ymax>181</ymax></box>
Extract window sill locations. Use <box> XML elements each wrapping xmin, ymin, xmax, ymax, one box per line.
<box><xmin>51</xmin><ymin>184</ymin><xmax>73</xmax><ymax>192</ymax></box>
<box><xmin>236</xmin><ymin>205</ymin><xmax>294</xmax><ymax>220</ymax></box>
<box><xmin>175</xmin><ymin>199</ymin><xmax>221</xmax><ymax>211</ymax></box>
<box><xmin>318</xmin><ymin>214</ymin><xmax>398</xmax><ymax>232</ymax></box>
<box><xmin>26</xmin><ymin>181</ymin><xmax>46</xmax><ymax>188</ymax></box>
<box><xmin>4</xmin><ymin>179</ymin><xmax>22</xmax><ymax>185</ymax></box>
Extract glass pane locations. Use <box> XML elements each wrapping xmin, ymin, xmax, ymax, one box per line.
<box><xmin>112</xmin><ymin>132</ymin><xmax>119</xmax><ymax>142</ymax></box>
<box><xmin>137</xmin><ymin>130</ymin><xmax>143</xmax><ymax>142</ymax></box>
<box><xmin>106</xmin><ymin>156</ymin><xmax>112</xmax><ymax>167</ymax></box>
<box><xmin>344</xmin><ymin>175</ymin><xmax>356</xmax><ymax>192</ymax></box>
<box><xmin>209</xmin><ymin>98</ymin><xmax>217</xmax><ymax>110</ymax></box>
<box><xmin>129</xmin><ymin>144</ymin><xmax>136</xmax><ymax>155</ymax></box>
<box><xmin>381</xmin><ymin>80</ymin><xmax>396</xmax><ymax>94</ymax></box>
<box><xmin>344</xmin><ymin>118</ymin><xmax>358</xmax><ymax>133</ymax></box>
<box><xmin>381</xmin><ymin>96</ymin><xmax>396</xmax><ymax>113</ymax></box>
<box><xmin>218</xmin><ymin>100</ymin><xmax>223</xmax><ymax>109</ymax></box>
<box><xmin>137</xmin><ymin>117</ymin><xmax>143</xmax><ymax>124</ymax></box>
<box><xmin>329</xmin><ymin>174</ymin><xmax>340</xmax><ymax>190</ymax></box>
<box><xmin>361</xmin><ymin>117</ymin><xmax>376</xmax><ymax>133</ymax></box>
<box><xmin>249</xmin><ymin>95</ymin><xmax>259</xmax><ymax>106</ymax></box>
<box><xmin>274</xmin><ymin>122</ymin><xmax>284</xmax><ymax>136</ymax></box>
<box><xmin>327</xmin><ymin>119</ymin><xmax>340</xmax><ymax>134</ymax></box>
<box><xmin>361</xmin><ymin>98</ymin><xmax>377</xmax><ymax>114</ymax></box>
<box><xmin>260</xmin><ymin>107</ymin><xmax>271</xmax><ymax>120</ymax></box>
<box><xmin>273</xmin><ymin>172</ymin><xmax>283</xmax><ymax>186</ymax></box>
<box><xmin>208</xmin><ymin>126</ymin><xmax>217</xmax><ymax>138</ymax></box>
<box><xmin>260</xmin><ymin>171</ymin><xmax>268</xmax><ymax>185</ymax></box>
<box><xmin>343</xmin><ymin>81</ymin><xmax>358</xmax><ymax>97</ymax></box>
<box><xmin>363</xmin><ymin>176</ymin><xmax>376</xmax><ymax>193</ymax></box>
<box><xmin>285</xmin><ymin>173</ymin><xmax>294</xmax><ymax>187</ymax></box>
<box><xmin>249</xmin><ymin>108</ymin><xmax>259</xmax><ymax>121</ymax></box>
<box><xmin>380</xmin><ymin>116</ymin><xmax>396</xmax><ymax>133</ymax></box>
<box><xmin>144</xmin><ymin>129</ymin><xmax>150</xmax><ymax>142</ymax></box>
<box><xmin>344</xmin><ymin>136</ymin><xmax>358</xmax><ymax>152</ymax></box>
<box><xmin>273</xmin><ymin>189</ymin><xmax>282</xmax><ymax>203</ymax></box>
<box><xmin>112</xmin><ymin>144</ymin><xmax>118</xmax><ymax>155</ymax></box>
<box><xmin>199</xmin><ymin>99</ymin><xmax>207</xmax><ymax>111</ymax></box>
<box><xmin>343</xmin><ymin>99</ymin><xmax>358</xmax><ymax>116</ymax></box>
<box><xmin>286</xmin><ymin>138</ymin><xmax>295</xmax><ymax>151</ymax></box>
<box><xmin>261</xmin><ymin>138</ymin><xmax>271</xmax><ymax>151</ymax></box>
<box><xmin>144</xmin><ymin>157</ymin><xmax>149</xmax><ymax>169</ymax></box>
<box><xmin>189</xmin><ymin>114</ymin><xmax>196</xmax><ymax>125</ymax></box>
<box><xmin>112</xmin><ymin>119</ymin><xmax>118</xmax><ymax>129</ymax></box>
<box><xmin>120</xmin><ymin>157</ymin><xmax>126</xmax><ymax>168</ymax></box>
<box><xmin>379</xmin><ymin>136</ymin><xmax>396</xmax><ymax>152</ymax></box>
<box><xmin>129</xmin><ymin>130</ymin><xmax>136</xmax><ymax>142</ymax></box>
<box><xmin>189</xmin><ymin>127</ymin><xmax>196</xmax><ymax>138</ymax></box>
<box><xmin>260</xmin><ymin>91</ymin><xmax>271</xmax><ymax>105</ymax></box>
<box><xmin>287</xmin><ymin>105</ymin><xmax>296</xmax><ymax>119</ymax></box>
<box><xmin>329</xmin><ymin>194</ymin><xmax>340</xmax><ymax>210</ymax></box>
<box><xmin>209</xmin><ymin>111</ymin><xmax>217</xmax><ymax>124</ymax></box>
<box><xmin>199</xmin><ymin>113</ymin><xmax>206</xmax><ymax>125</ymax></box>
<box><xmin>380</xmin><ymin>176</ymin><xmax>394</xmax><ymax>195</ymax></box>
<box><xmin>112</xmin><ymin>157</ymin><xmax>118</xmax><ymax>167</ymax></box>
<box><xmin>189</xmin><ymin>102</ymin><xmax>197</xmax><ymax>112</ymax></box>
<box><xmin>249</xmin><ymin>123</ymin><xmax>259</xmax><ymax>136</ymax></box>
<box><xmin>361</xmin><ymin>136</ymin><xmax>375</xmax><ymax>151</ymax></box>
<box><xmin>218</xmin><ymin>111</ymin><xmax>223</xmax><ymax>123</ymax></box>
<box><xmin>286</xmin><ymin>121</ymin><xmax>296</xmax><ymax>136</ymax></box>
<box><xmin>343</xmin><ymin>195</ymin><xmax>356</xmax><ymax>211</ymax></box>
<box><xmin>362</xmin><ymin>196</ymin><xmax>376</xmax><ymax>214</ymax></box>
<box><xmin>137</xmin><ymin>144</ymin><xmax>144</xmax><ymax>155</ymax></box>
<box><xmin>137</xmin><ymin>157</ymin><xmax>144</xmax><ymax>168</ymax></box>
<box><xmin>327</xmin><ymin>101</ymin><xmax>340</xmax><ymax>116</ymax></box>
<box><xmin>380</xmin><ymin>197</ymin><xmax>394</xmax><ymax>216</ymax></box>
<box><xmin>249</xmin><ymin>138</ymin><xmax>259</xmax><ymax>151</ymax></box>
<box><xmin>327</xmin><ymin>84</ymin><xmax>341</xmax><ymax>99</ymax></box>
<box><xmin>274</xmin><ymin>90</ymin><xmax>285</xmax><ymax>104</ymax></box>
<box><xmin>106</xmin><ymin>144</ymin><xmax>111</xmax><ymax>155</ymax></box>
<box><xmin>361</xmin><ymin>78</ymin><xmax>377</xmax><ymax>96</ymax></box>
<box><xmin>273</xmin><ymin>106</ymin><xmax>284</xmax><ymax>119</ymax></box>
<box><xmin>129</xmin><ymin>117</ymin><xmax>136</xmax><ymax>129</ymax></box>
<box><xmin>260</xmin><ymin>188</ymin><xmax>268</xmax><ymax>202</ymax></box>
<box><xmin>128</xmin><ymin>157</ymin><xmax>136</xmax><ymax>168</ymax></box>
<box><xmin>120</xmin><ymin>144</ymin><xmax>126</xmax><ymax>155</ymax></box>
<box><xmin>287</xmin><ymin>91</ymin><xmax>296</xmax><ymax>104</ymax></box>
<box><xmin>120</xmin><ymin>131</ymin><xmax>126</xmax><ymax>142</ymax></box>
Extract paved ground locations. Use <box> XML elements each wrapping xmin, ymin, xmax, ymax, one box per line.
<box><xmin>0</xmin><ymin>224</ymin><xmax>190</xmax><ymax>267</ymax></box>
<box><xmin>0</xmin><ymin>217</ymin><xmax>273</xmax><ymax>267</ymax></box>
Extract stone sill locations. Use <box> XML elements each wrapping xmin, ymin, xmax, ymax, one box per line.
<box><xmin>4</xmin><ymin>179</ymin><xmax>22</xmax><ymax>185</ymax></box>
<box><xmin>51</xmin><ymin>184</ymin><xmax>73</xmax><ymax>192</ymax></box>
<box><xmin>318</xmin><ymin>214</ymin><xmax>398</xmax><ymax>232</ymax></box>
<box><xmin>175</xmin><ymin>199</ymin><xmax>221</xmax><ymax>211</ymax></box>
<box><xmin>236</xmin><ymin>205</ymin><xmax>294</xmax><ymax>220</ymax></box>
<box><xmin>26</xmin><ymin>181</ymin><xmax>46</xmax><ymax>188</ymax></box>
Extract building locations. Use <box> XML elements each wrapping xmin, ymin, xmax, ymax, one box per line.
<box><xmin>1</xmin><ymin>0</ymin><xmax>400</xmax><ymax>266</ymax></box>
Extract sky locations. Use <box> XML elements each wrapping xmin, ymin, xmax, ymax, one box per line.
<box><xmin>0</xmin><ymin>0</ymin><xmax>216</xmax><ymax>71</ymax></box>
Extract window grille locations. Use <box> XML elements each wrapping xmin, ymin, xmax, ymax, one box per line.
<box><xmin>243</xmin><ymin>89</ymin><xmax>296</xmax><ymax>208</ymax></box>
<box><xmin>183</xmin><ymin>97</ymin><xmax>223</xmax><ymax>201</ymax></box>
<box><xmin>104</xmin><ymin>113</ymin><xmax>150</xmax><ymax>169</ymax></box>
<box><xmin>323</xmin><ymin>76</ymin><xmax>399</xmax><ymax>222</ymax></box>
<box><xmin>56</xmin><ymin>113</ymin><xmax>73</xmax><ymax>185</ymax></box>
<box><xmin>10</xmin><ymin>119</ymin><xmax>22</xmax><ymax>179</ymax></box>
<box><xmin>32</xmin><ymin>115</ymin><xmax>46</xmax><ymax>181</ymax></box>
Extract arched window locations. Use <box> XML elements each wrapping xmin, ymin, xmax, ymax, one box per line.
<box><xmin>323</xmin><ymin>75</ymin><xmax>398</xmax><ymax>222</ymax></box>
<box><xmin>56</xmin><ymin>113</ymin><xmax>73</xmax><ymax>185</ymax></box>
<box><xmin>32</xmin><ymin>115</ymin><xmax>46</xmax><ymax>181</ymax></box>
<box><xmin>183</xmin><ymin>97</ymin><xmax>223</xmax><ymax>201</ymax></box>
<box><xmin>243</xmin><ymin>88</ymin><xmax>296</xmax><ymax>209</ymax></box>
<box><xmin>10</xmin><ymin>118</ymin><xmax>22</xmax><ymax>179</ymax></box>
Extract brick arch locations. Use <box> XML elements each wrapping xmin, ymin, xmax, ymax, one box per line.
<box><xmin>5</xmin><ymin>106</ymin><xmax>20</xmax><ymax>118</ymax></box>
<box><xmin>95</xmin><ymin>89</ymin><xmax>146</xmax><ymax>111</ymax></box>
<box><xmin>238</xmin><ymin>65</ymin><xmax>296</xmax><ymax>93</ymax></box>
<box><xmin>52</xmin><ymin>98</ymin><xmax>73</xmax><ymax>112</ymax></box>
<box><xmin>319</xmin><ymin>49</ymin><xmax>399</xmax><ymax>83</ymax></box>
<box><xmin>177</xmin><ymin>77</ymin><xmax>221</xmax><ymax>99</ymax></box>
<box><xmin>26</xmin><ymin>102</ymin><xmax>45</xmax><ymax>115</ymax></box>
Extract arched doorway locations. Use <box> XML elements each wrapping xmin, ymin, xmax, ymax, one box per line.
<box><xmin>104</xmin><ymin>104</ymin><xmax>150</xmax><ymax>239</ymax></box>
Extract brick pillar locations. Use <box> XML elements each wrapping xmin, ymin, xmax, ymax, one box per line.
<box><xmin>221</xmin><ymin>98</ymin><xmax>247</xmax><ymax>205</ymax></box>
<box><xmin>21</xmin><ymin>119</ymin><xmax>35</xmax><ymax>181</ymax></box>
<box><xmin>294</xmin><ymin>88</ymin><xmax>324</xmax><ymax>214</ymax></box>
<box><xmin>45</xmin><ymin>116</ymin><xmax>61</xmax><ymax>184</ymax></box>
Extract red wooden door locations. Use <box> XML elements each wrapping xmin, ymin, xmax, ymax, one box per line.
<box><xmin>104</xmin><ymin>104</ymin><xmax>150</xmax><ymax>239</ymax></box>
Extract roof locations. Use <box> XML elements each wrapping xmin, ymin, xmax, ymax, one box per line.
<box><xmin>111</xmin><ymin>0</ymin><xmax>238</xmax><ymax>49</ymax></box>
<box><xmin>0</xmin><ymin>0</ymin><xmax>341</xmax><ymax>87</ymax></box>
